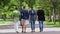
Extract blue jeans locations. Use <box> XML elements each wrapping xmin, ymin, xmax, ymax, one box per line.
<box><xmin>39</xmin><ymin>21</ymin><xmax>43</xmax><ymax>32</ymax></box>
<box><xmin>30</xmin><ymin>20</ymin><xmax>35</xmax><ymax>30</ymax></box>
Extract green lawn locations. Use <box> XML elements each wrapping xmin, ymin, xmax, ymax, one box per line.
<box><xmin>0</xmin><ymin>19</ymin><xmax>13</xmax><ymax>24</ymax></box>
<box><xmin>45</xmin><ymin>21</ymin><xmax>60</xmax><ymax>27</ymax></box>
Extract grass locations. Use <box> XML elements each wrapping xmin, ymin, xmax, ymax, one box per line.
<box><xmin>0</xmin><ymin>19</ymin><xmax>13</xmax><ymax>24</ymax></box>
<box><xmin>45</xmin><ymin>20</ymin><xmax>60</xmax><ymax>27</ymax></box>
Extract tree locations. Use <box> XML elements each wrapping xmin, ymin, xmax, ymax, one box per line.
<box><xmin>57</xmin><ymin>0</ymin><xmax>60</xmax><ymax>25</ymax></box>
<box><xmin>0</xmin><ymin>0</ymin><xmax>10</xmax><ymax>20</ymax></box>
<box><xmin>51</xmin><ymin>0</ymin><xmax>58</xmax><ymax>24</ymax></box>
<box><xmin>25</xmin><ymin>0</ymin><xmax>36</xmax><ymax>7</ymax></box>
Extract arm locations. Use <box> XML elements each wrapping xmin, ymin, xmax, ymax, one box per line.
<box><xmin>37</xmin><ymin>10</ymin><xmax>39</xmax><ymax>16</ymax></box>
<box><xmin>29</xmin><ymin>11</ymin><xmax>30</xmax><ymax>22</ymax></box>
<box><xmin>42</xmin><ymin>10</ymin><xmax>45</xmax><ymax>21</ymax></box>
<box><xmin>42</xmin><ymin>10</ymin><xmax>45</xmax><ymax>16</ymax></box>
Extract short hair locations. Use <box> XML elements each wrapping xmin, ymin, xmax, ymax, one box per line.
<box><xmin>15</xmin><ymin>7</ymin><xmax>18</xmax><ymax>10</ymax></box>
<box><xmin>38</xmin><ymin>6</ymin><xmax>42</xmax><ymax>8</ymax></box>
<box><xmin>23</xmin><ymin>6</ymin><xmax>25</xmax><ymax>9</ymax></box>
<box><xmin>31</xmin><ymin>6</ymin><xmax>33</xmax><ymax>8</ymax></box>
<box><xmin>30</xmin><ymin>6</ymin><xmax>33</xmax><ymax>9</ymax></box>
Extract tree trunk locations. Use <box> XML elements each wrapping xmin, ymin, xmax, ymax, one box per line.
<box><xmin>58</xmin><ymin>8</ymin><xmax>60</xmax><ymax>25</ymax></box>
<box><xmin>49</xmin><ymin>9</ymin><xmax>51</xmax><ymax>22</ymax></box>
<box><xmin>53</xmin><ymin>8</ymin><xmax>56</xmax><ymax>24</ymax></box>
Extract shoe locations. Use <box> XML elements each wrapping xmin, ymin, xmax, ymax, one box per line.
<box><xmin>22</xmin><ymin>31</ymin><xmax>26</xmax><ymax>33</ymax></box>
<box><xmin>20</xmin><ymin>23</ymin><xmax>22</xmax><ymax>26</ymax></box>
<box><xmin>23</xmin><ymin>32</ymin><xmax>26</xmax><ymax>33</ymax></box>
<box><xmin>16</xmin><ymin>31</ymin><xmax>19</xmax><ymax>33</ymax></box>
<box><xmin>22</xmin><ymin>31</ymin><xmax>23</xmax><ymax>33</ymax></box>
<box><xmin>40</xmin><ymin>31</ymin><xmax>43</xmax><ymax>32</ymax></box>
<box><xmin>40</xmin><ymin>30</ymin><xmax>43</xmax><ymax>32</ymax></box>
<box><xmin>31</xmin><ymin>30</ymin><xmax>35</xmax><ymax>33</ymax></box>
<box><xmin>40</xmin><ymin>28</ymin><xmax>43</xmax><ymax>32</ymax></box>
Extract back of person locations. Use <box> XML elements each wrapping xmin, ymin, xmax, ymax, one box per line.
<box><xmin>13</xmin><ymin>7</ymin><xmax>20</xmax><ymax>33</ymax></box>
<box><xmin>21</xmin><ymin>6</ymin><xmax>29</xmax><ymax>33</ymax></box>
<box><xmin>37</xmin><ymin>10</ymin><xmax>45</xmax><ymax>21</ymax></box>
<box><xmin>13</xmin><ymin>10</ymin><xmax>19</xmax><ymax>22</ymax></box>
<box><xmin>29</xmin><ymin>10</ymin><xmax>36</xmax><ymax>21</ymax></box>
<box><xmin>21</xmin><ymin>9</ymin><xmax>29</xmax><ymax>20</ymax></box>
<box><xmin>37</xmin><ymin>6</ymin><xmax>45</xmax><ymax>32</ymax></box>
<box><xmin>29</xmin><ymin>7</ymin><xmax>37</xmax><ymax>32</ymax></box>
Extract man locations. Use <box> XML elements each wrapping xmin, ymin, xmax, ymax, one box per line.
<box><xmin>21</xmin><ymin>6</ymin><xmax>29</xmax><ymax>33</ymax></box>
<box><xmin>29</xmin><ymin>6</ymin><xmax>36</xmax><ymax>32</ymax></box>
<box><xmin>37</xmin><ymin>6</ymin><xmax>45</xmax><ymax>32</ymax></box>
<box><xmin>13</xmin><ymin>7</ymin><xmax>20</xmax><ymax>33</ymax></box>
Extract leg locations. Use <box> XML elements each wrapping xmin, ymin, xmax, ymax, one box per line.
<box><xmin>22</xmin><ymin>19</ymin><xmax>26</xmax><ymax>33</ymax></box>
<box><xmin>14</xmin><ymin>22</ymin><xmax>19</xmax><ymax>33</ymax></box>
<box><xmin>39</xmin><ymin>21</ymin><xmax>43</xmax><ymax>32</ymax></box>
<box><xmin>30</xmin><ymin>20</ymin><xmax>35</xmax><ymax>32</ymax></box>
<box><xmin>20</xmin><ymin>20</ymin><xmax>22</xmax><ymax>26</ymax></box>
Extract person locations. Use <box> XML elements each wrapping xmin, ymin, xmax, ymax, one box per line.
<box><xmin>21</xmin><ymin>6</ymin><xmax>29</xmax><ymax>33</ymax></box>
<box><xmin>29</xmin><ymin>6</ymin><xmax>36</xmax><ymax>32</ymax></box>
<box><xmin>37</xmin><ymin>6</ymin><xmax>45</xmax><ymax>32</ymax></box>
<box><xmin>13</xmin><ymin>7</ymin><xmax>20</xmax><ymax>33</ymax></box>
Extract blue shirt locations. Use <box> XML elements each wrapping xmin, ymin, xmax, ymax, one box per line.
<box><xmin>29</xmin><ymin>10</ymin><xmax>36</xmax><ymax>21</ymax></box>
<box><xmin>21</xmin><ymin>9</ymin><xmax>29</xmax><ymax>19</ymax></box>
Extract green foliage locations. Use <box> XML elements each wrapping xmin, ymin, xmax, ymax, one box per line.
<box><xmin>0</xmin><ymin>0</ymin><xmax>60</xmax><ymax>18</ymax></box>
<box><xmin>25</xmin><ymin>0</ymin><xmax>36</xmax><ymax>7</ymax></box>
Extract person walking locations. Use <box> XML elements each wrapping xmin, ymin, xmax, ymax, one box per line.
<box><xmin>37</xmin><ymin>6</ymin><xmax>45</xmax><ymax>32</ymax></box>
<box><xmin>13</xmin><ymin>7</ymin><xmax>20</xmax><ymax>33</ymax></box>
<box><xmin>29</xmin><ymin>6</ymin><xmax>36</xmax><ymax>32</ymax></box>
<box><xmin>21</xmin><ymin>6</ymin><xmax>29</xmax><ymax>33</ymax></box>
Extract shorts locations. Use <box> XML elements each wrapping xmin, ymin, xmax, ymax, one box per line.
<box><xmin>21</xmin><ymin>19</ymin><xmax>27</xmax><ymax>25</ymax></box>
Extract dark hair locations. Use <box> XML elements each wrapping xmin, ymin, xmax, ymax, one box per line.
<box><xmin>31</xmin><ymin>6</ymin><xmax>33</xmax><ymax>8</ymax></box>
<box><xmin>30</xmin><ymin>6</ymin><xmax>33</xmax><ymax>9</ymax></box>
<box><xmin>15</xmin><ymin>7</ymin><xmax>18</xmax><ymax>10</ymax></box>
<box><xmin>38</xmin><ymin>6</ymin><xmax>42</xmax><ymax>8</ymax></box>
<box><xmin>23</xmin><ymin>6</ymin><xmax>25</xmax><ymax>9</ymax></box>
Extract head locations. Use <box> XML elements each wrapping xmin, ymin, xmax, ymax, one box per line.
<box><xmin>15</xmin><ymin>7</ymin><xmax>18</xmax><ymax>10</ymax></box>
<box><xmin>14</xmin><ymin>7</ymin><xmax>18</xmax><ymax>13</ymax></box>
<box><xmin>22</xmin><ymin>6</ymin><xmax>25</xmax><ymax>9</ymax></box>
<box><xmin>38</xmin><ymin>6</ymin><xmax>42</xmax><ymax>10</ymax></box>
<box><xmin>30</xmin><ymin>6</ymin><xmax>33</xmax><ymax>10</ymax></box>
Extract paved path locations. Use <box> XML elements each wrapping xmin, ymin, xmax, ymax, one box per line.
<box><xmin>0</xmin><ymin>28</ymin><xmax>60</xmax><ymax>33</ymax></box>
<box><xmin>0</xmin><ymin>31</ymin><xmax>60</xmax><ymax>34</ymax></box>
<box><xmin>0</xmin><ymin>24</ymin><xmax>55</xmax><ymax>29</ymax></box>
<box><xmin>0</xmin><ymin>21</ymin><xmax>55</xmax><ymax>29</ymax></box>
<box><xmin>0</xmin><ymin>20</ymin><xmax>60</xmax><ymax>34</ymax></box>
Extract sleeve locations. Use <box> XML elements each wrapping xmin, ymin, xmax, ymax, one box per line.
<box><xmin>42</xmin><ymin>10</ymin><xmax>45</xmax><ymax>16</ymax></box>
<box><xmin>20</xmin><ymin>10</ymin><xmax>23</xmax><ymax>17</ymax></box>
<box><xmin>27</xmin><ymin>10</ymin><xmax>29</xmax><ymax>18</ymax></box>
<box><xmin>26</xmin><ymin>10</ymin><xmax>29</xmax><ymax>15</ymax></box>
<box><xmin>37</xmin><ymin>10</ymin><xmax>39</xmax><ymax>16</ymax></box>
<box><xmin>29</xmin><ymin>10</ymin><xmax>31</xmax><ymax>15</ymax></box>
<box><xmin>34</xmin><ymin>10</ymin><xmax>37</xmax><ymax>15</ymax></box>
<box><xmin>42</xmin><ymin>10</ymin><xmax>45</xmax><ymax>21</ymax></box>
<box><xmin>27</xmin><ymin>10</ymin><xmax>29</xmax><ymax>15</ymax></box>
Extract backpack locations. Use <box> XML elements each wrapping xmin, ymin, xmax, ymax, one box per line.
<box><xmin>29</xmin><ymin>10</ymin><xmax>36</xmax><ymax>15</ymax></box>
<box><xmin>29</xmin><ymin>10</ymin><xmax>37</xmax><ymax>21</ymax></box>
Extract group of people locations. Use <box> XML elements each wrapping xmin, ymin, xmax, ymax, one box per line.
<box><xmin>13</xmin><ymin>6</ymin><xmax>45</xmax><ymax>33</ymax></box>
